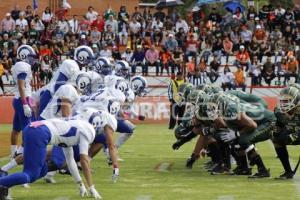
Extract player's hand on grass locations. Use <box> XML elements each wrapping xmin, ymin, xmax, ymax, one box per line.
<box><xmin>112</xmin><ymin>167</ymin><xmax>119</xmax><ymax>183</ymax></box>
<box><xmin>23</xmin><ymin>104</ymin><xmax>32</xmax><ymax>117</ymax></box>
<box><xmin>89</xmin><ymin>185</ymin><xmax>102</xmax><ymax>199</ymax></box>
<box><xmin>172</xmin><ymin>140</ymin><xmax>184</xmax><ymax>150</ymax></box>
<box><xmin>78</xmin><ymin>182</ymin><xmax>88</xmax><ymax>197</ymax></box>
<box><xmin>186</xmin><ymin>153</ymin><xmax>199</xmax><ymax>169</ymax></box>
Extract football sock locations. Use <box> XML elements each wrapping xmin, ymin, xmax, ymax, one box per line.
<box><xmin>10</xmin><ymin>145</ymin><xmax>17</xmax><ymax>156</ymax></box>
<box><xmin>250</xmin><ymin>154</ymin><xmax>267</xmax><ymax>172</ymax></box>
<box><xmin>116</xmin><ymin>133</ymin><xmax>131</xmax><ymax>149</ymax></box>
<box><xmin>208</xmin><ymin>142</ymin><xmax>222</xmax><ymax>164</ymax></box>
<box><xmin>275</xmin><ymin>146</ymin><xmax>292</xmax><ymax>173</ymax></box>
<box><xmin>1</xmin><ymin>159</ymin><xmax>17</xmax><ymax>172</ymax></box>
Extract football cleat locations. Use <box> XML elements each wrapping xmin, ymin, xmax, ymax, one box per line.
<box><xmin>210</xmin><ymin>164</ymin><xmax>233</xmax><ymax>175</ymax></box>
<box><xmin>248</xmin><ymin>169</ymin><xmax>270</xmax><ymax>178</ymax></box>
<box><xmin>275</xmin><ymin>171</ymin><xmax>295</xmax><ymax>180</ymax></box>
<box><xmin>232</xmin><ymin>166</ymin><xmax>252</xmax><ymax>176</ymax></box>
<box><xmin>0</xmin><ymin>185</ymin><xmax>8</xmax><ymax>200</ymax></box>
<box><xmin>22</xmin><ymin>184</ymin><xmax>30</xmax><ymax>188</ymax></box>
<box><xmin>0</xmin><ymin>170</ymin><xmax>8</xmax><ymax>178</ymax></box>
<box><xmin>44</xmin><ymin>175</ymin><xmax>57</xmax><ymax>184</ymax></box>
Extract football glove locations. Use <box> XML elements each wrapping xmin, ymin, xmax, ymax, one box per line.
<box><xmin>78</xmin><ymin>182</ymin><xmax>88</xmax><ymax>197</ymax></box>
<box><xmin>89</xmin><ymin>185</ymin><xmax>102</xmax><ymax>199</ymax></box>
<box><xmin>172</xmin><ymin>140</ymin><xmax>185</xmax><ymax>150</ymax></box>
<box><xmin>23</xmin><ymin>104</ymin><xmax>32</xmax><ymax>117</ymax></box>
<box><xmin>186</xmin><ymin>153</ymin><xmax>199</xmax><ymax>169</ymax></box>
<box><xmin>112</xmin><ymin>167</ymin><xmax>119</xmax><ymax>183</ymax></box>
<box><xmin>219</xmin><ymin>130</ymin><xmax>238</xmax><ymax>143</ymax></box>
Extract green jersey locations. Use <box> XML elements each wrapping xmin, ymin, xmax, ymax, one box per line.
<box><xmin>274</xmin><ymin>107</ymin><xmax>300</xmax><ymax>133</ymax></box>
<box><xmin>226</xmin><ymin>90</ymin><xmax>268</xmax><ymax>109</ymax></box>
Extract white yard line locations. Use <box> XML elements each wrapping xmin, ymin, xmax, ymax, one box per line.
<box><xmin>217</xmin><ymin>196</ymin><xmax>235</xmax><ymax>200</ymax></box>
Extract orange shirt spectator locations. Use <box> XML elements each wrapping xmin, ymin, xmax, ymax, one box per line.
<box><xmin>160</xmin><ymin>50</ymin><xmax>172</xmax><ymax>64</ymax></box>
<box><xmin>186</xmin><ymin>59</ymin><xmax>195</xmax><ymax>75</ymax></box>
<box><xmin>39</xmin><ymin>45</ymin><xmax>52</xmax><ymax>57</ymax></box>
<box><xmin>254</xmin><ymin>25</ymin><xmax>266</xmax><ymax>42</ymax></box>
<box><xmin>236</xmin><ymin>48</ymin><xmax>250</xmax><ymax>64</ymax></box>
<box><xmin>287</xmin><ymin>57</ymin><xmax>298</xmax><ymax>73</ymax></box>
<box><xmin>235</xmin><ymin>68</ymin><xmax>245</xmax><ymax>85</ymax></box>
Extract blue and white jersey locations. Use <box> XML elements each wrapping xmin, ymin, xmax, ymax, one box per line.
<box><xmin>32</xmin><ymin>85</ymin><xmax>49</xmax><ymax>104</ymax></box>
<box><xmin>86</xmin><ymin>71</ymin><xmax>104</xmax><ymax>94</ymax></box>
<box><xmin>41</xmin><ymin>119</ymin><xmax>95</xmax><ymax>155</ymax></box>
<box><xmin>11</xmin><ymin>61</ymin><xmax>32</xmax><ymax>98</ymax></box>
<box><xmin>104</xmin><ymin>74</ymin><xmax>125</xmax><ymax>89</ymax></box>
<box><xmin>41</xmin><ymin>84</ymin><xmax>79</xmax><ymax>119</ymax></box>
<box><xmin>72</xmin><ymin>87</ymin><xmax>125</xmax><ymax>114</ymax></box>
<box><xmin>47</xmin><ymin>59</ymin><xmax>80</xmax><ymax>95</ymax></box>
<box><xmin>122</xmin><ymin>89</ymin><xmax>138</xmax><ymax>118</ymax></box>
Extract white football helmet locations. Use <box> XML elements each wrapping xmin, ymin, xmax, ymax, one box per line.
<box><xmin>17</xmin><ymin>45</ymin><xmax>37</xmax><ymax>65</ymax></box>
<box><xmin>115</xmin><ymin>60</ymin><xmax>130</xmax><ymax>78</ymax></box>
<box><xmin>74</xmin><ymin>45</ymin><xmax>95</xmax><ymax>65</ymax></box>
<box><xmin>279</xmin><ymin>86</ymin><xmax>300</xmax><ymax>113</ymax></box>
<box><xmin>115</xmin><ymin>79</ymin><xmax>129</xmax><ymax>94</ymax></box>
<box><xmin>131</xmin><ymin>75</ymin><xmax>148</xmax><ymax>96</ymax></box>
<box><xmin>75</xmin><ymin>71</ymin><xmax>92</xmax><ymax>93</ymax></box>
<box><xmin>77</xmin><ymin>108</ymin><xmax>105</xmax><ymax>134</ymax></box>
<box><xmin>108</xmin><ymin>100</ymin><xmax>121</xmax><ymax>115</ymax></box>
<box><xmin>94</xmin><ymin>57</ymin><xmax>113</xmax><ymax>75</ymax></box>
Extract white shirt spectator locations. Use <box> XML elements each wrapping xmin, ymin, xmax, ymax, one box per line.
<box><xmin>99</xmin><ymin>49</ymin><xmax>112</xmax><ymax>58</ymax></box>
<box><xmin>68</xmin><ymin>19</ymin><xmax>79</xmax><ymax>34</ymax></box>
<box><xmin>86</xmin><ymin>10</ymin><xmax>98</xmax><ymax>22</ymax></box>
<box><xmin>151</xmin><ymin>20</ymin><xmax>163</xmax><ymax>31</ymax></box>
<box><xmin>175</xmin><ymin>19</ymin><xmax>189</xmax><ymax>33</ymax></box>
<box><xmin>58</xmin><ymin>20</ymin><xmax>69</xmax><ymax>34</ymax></box>
<box><xmin>129</xmin><ymin>21</ymin><xmax>141</xmax><ymax>34</ymax></box>
<box><xmin>105</xmin><ymin>19</ymin><xmax>118</xmax><ymax>34</ymax></box>
<box><xmin>16</xmin><ymin>18</ymin><xmax>28</xmax><ymax>32</ymax></box>
<box><xmin>42</xmin><ymin>12</ymin><xmax>53</xmax><ymax>22</ymax></box>
<box><xmin>221</xmin><ymin>71</ymin><xmax>235</xmax><ymax>84</ymax></box>
<box><xmin>240</xmin><ymin>29</ymin><xmax>253</xmax><ymax>42</ymax></box>
<box><xmin>122</xmin><ymin>51</ymin><xmax>133</xmax><ymax>63</ymax></box>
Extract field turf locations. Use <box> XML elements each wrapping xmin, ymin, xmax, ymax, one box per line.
<box><xmin>0</xmin><ymin>124</ymin><xmax>299</xmax><ymax>200</ymax></box>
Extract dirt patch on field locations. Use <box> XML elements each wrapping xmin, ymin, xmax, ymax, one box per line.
<box><xmin>0</xmin><ymin>132</ymin><xmax>10</xmax><ymax>158</ymax></box>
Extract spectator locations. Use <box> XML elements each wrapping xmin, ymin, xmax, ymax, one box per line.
<box><xmin>186</xmin><ymin>56</ymin><xmax>196</xmax><ymax>79</ymax></box>
<box><xmin>222</xmin><ymin>35</ymin><xmax>233</xmax><ymax>62</ymax></box>
<box><xmin>172</xmin><ymin>46</ymin><xmax>183</xmax><ymax>73</ymax></box>
<box><xmin>90</xmin><ymin>25</ymin><xmax>101</xmax><ymax>45</ymax></box>
<box><xmin>190</xmin><ymin>57</ymin><xmax>209</xmax><ymax>86</ymax></box>
<box><xmin>10</xmin><ymin>5</ymin><xmax>20</xmax><ymax>21</ymax></box>
<box><xmin>164</xmin><ymin>16</ymin><xmax>174</xmax><ymax>31</ymax></box>
<box><xmin>247</xmin><ymin>5</ymin><xmax>257</xmax><ymax>20</ymax></box>
<box><xmin>31</xmin><ymin>15</ymin><xmax>45</xmax><ymax>33</ymax></box>
<box><xmin>151</xmin><ymin>18</ymin><xmax>163</xmax><ymax>45</ymax></box>
<box><xmin>86</xmin><ymin>6</ymin><xmax>98</xmax><ymax>23</ymax></box>
<box><xmin>164</xmin><ymin>33</ymin><xmax>178</xmax><ymax>53</ymax></box>
<box><xmin>58</xmin><ymin>16</ymin><xmax>69</xmax><ymax>34</ymax></box>
<box><xmin>262</xmin><ymin>57</ymin><xmax>276</xmax><ymax>86</ymax></box>
<box><xmin>236</xmin><ymin>45</ymin><xmax>250</xmax><ymax>71</ymax></box>
<box><xmin>132</xmin><ymin>7</ymin><xmax>142</xmax><ymax>22</ymax></box>
<box><xmin>68</xmin><ymin>15</ymin><xmax>79</xmax><ymax>35</ymax></box>
<box><xmin>99</xmin><ymin>44</ymin><xmax>112</xmax><ymax>58</ymax></box>
<box><xmin>122</xmin><ymin>47</ymin><xmax>133</xmax><ymax>63</ymax></box>
<box><xmin>118</xmin><ymin>6</ymin><xmax>129</xmax><ymax>24</ymax></box>
<box><xmin>42</xmin><ymin>7</ymin><xmax>53</xmax><ymax>26</ymax></box>
<box><xmin>105</xmin><ymin>15</ymin><xmax>118</xmax><ymax>34</ymax></box>
<box><xmin>249</xmin><ymin>56</ymin><xmax>262</xmax><ymax>85</ymax></box>
<box><xmin>129</xmin><ymin>17</ymin><xmax>141</xmax><ymax>44</ymax></box>
<box><xmin>102</xmin><ymin>24</ymin><xmax>116</xmax><ymax>46</ymax></box>
<box><xmin>1</xmin><ymin>13</ymin><xmax>15</xmax><ymax>33</ymax></box>
<box><xmin>160</xmin><ymin>47</ymin><xmax>173</xmax><ymax>75</ymax></box>
<box><xmin>240</xmin><ymin>25</ymin><xmax>252</xmax><ymax>47</ymax></box>
<box><xmin>154</xmin><ymin>8</ymin><xmax>165</xmax><ymax>22</ymax></box>
<box><xmin>0</xmin><ymin>33</ymin><xmax>13</xmax><ymax>50</ymax></box>
<box><xmin>208</xmin><ymin>7</ymin><xmax>222</xmax><ymax>23</ymax></box>
<box><xmin>221</xmin><ymin>65</ymin><xmax>235</xmax><ymax>91</ymax></box>
<box><xmin>52</xmin><ymin>25</ymin><xmax>64</xmax><ymax>43</ymax></box>
<box><xmin>234</xmin><ymin>66</ymin><xmax>246</xmax><ymax>91</ymax></box>
<box><xmin>285</xmin><ymin>55</ymin><xmax>298</xmax><ymax>85</ymax></box>
<box><xmin>16</xmin><ymin>12</ymin><xmax>28</xmax><ymax>32</ymax></box>
<box><xmin>79</xmin><ymin>16</ymin><xmax>90</xmax><ymax>35</ymax></box>
<box><xmin>145</xmin><ymin>45</ymin><xmax>159</xmax><ymax>76</ymax></box>
<box><xmin>185</xmin><ymin>34</ymin><xmax>199</xmax><ymax>59</ymax></box>
<box><xmin>92</xmin><ymin>15</ymin><xmax>105</xmax><ymax>32</ymax></box>
<box><xmin>131</xmin><ymin>45</ymin><xmax>145</xmax><ymax>75</ymax></box>
<box><xmin>175</xmin><ymin>16</ymin><xmax>188</xmax><ymax>33</ymax></box>
<box><xmin>209</xmin><ymin>55</ymin><xmax>220</xmax><ymax>83</ymax></box>
<box><xmin>118</xmin><ymin>20</ymin><xmax>128</xmax><ymax>46</ymax></box>
<box><xmin>25</xmin><ymin>5</ymin><xmax>34</xmax><ymax>24</ymax></box>
<box><xmin>253</xmin><ymin>25</ymin><xmax>266</xmax><ymax>44</ymax></box>
<box><xmin>39</xmin><ymin>44</ymin><xmax>52</xmax><ymax>58</ymax></box>
<box><xmin>39</xmin><ymin>55</ymin><xmax>53</xmax><ymax>84</ymax></box>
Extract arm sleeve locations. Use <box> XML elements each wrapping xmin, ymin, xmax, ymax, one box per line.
<box><xmin>62</xmin><ymin>147</ymin><xmax>82</xmax><ymax>183</ymax></box>
<box><xmin>17</xmin><ymin>72</ymin><xmax>27</xmax><ymax>80</ymax></box>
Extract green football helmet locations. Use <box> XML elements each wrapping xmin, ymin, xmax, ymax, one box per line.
<box><xmin>177</xmin><ymin>83</ymin><xmax>193</xmax><ymax>103</ymax></box>
<box><xmin>279</xmin><ymin>86</ymin><xmax>300</xmax><ymax>113</ymax></box>
<box><xmin>202</xmin><ymin>84</ymin><xmax>222</xmax><ymax>94</ymax></box>
<box><xmin>186</xmin><ymin>89</ymin><xmax>205</xmax><ymax>105</ymax></box>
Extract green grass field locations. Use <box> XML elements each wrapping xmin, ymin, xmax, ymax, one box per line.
<box><xmin>0</xmin><ymin>124</ymin><xmax>300</xmax><ymax>200</ymax></box>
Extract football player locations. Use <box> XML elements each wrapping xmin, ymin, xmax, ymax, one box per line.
<box><xmin>272</xmin><ymin>85</ymin><xmax>300</xmax><ymax>179</ymax></box>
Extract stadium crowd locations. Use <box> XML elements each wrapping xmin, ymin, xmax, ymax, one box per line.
<box><xmin>1</xmin><ymin>3</ymin><xmax>300</xmax><ymax>94</ymax></box>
